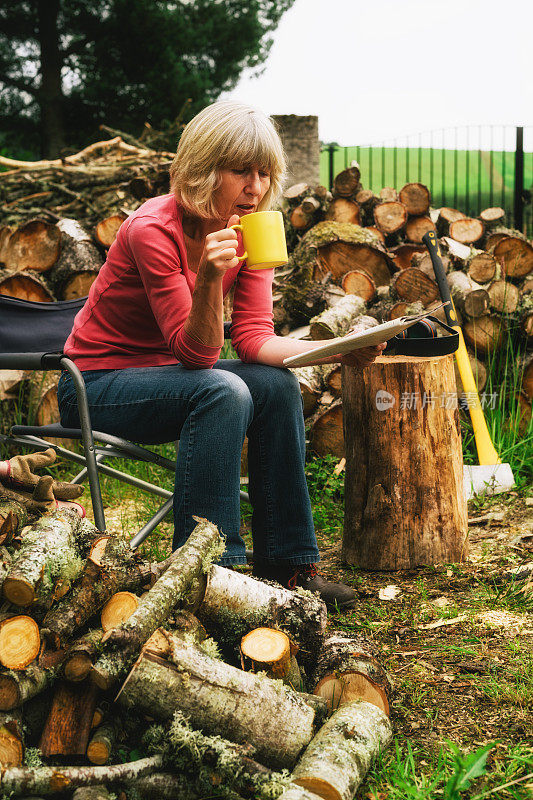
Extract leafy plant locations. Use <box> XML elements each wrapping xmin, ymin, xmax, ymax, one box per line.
<box><xmin>444</xmin><ymin>743</ymin><xmax>495</xmax><ymax>799</ymax></box>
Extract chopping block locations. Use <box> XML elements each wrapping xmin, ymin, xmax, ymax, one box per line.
<box><xmin>341</xmin><ymin>353</ymin><xmax>468</xmax><ymax>571</ymax></box>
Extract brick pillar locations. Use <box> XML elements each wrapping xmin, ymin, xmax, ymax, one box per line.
<box><xmin>272</xmin><ymin>115</ymin><xmax>320</xmax><ymax>188</ymax></box>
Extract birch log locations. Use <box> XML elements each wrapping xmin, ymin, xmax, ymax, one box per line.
<box><xmin>0</xmin><ymin>755</ymin><xmax>163</xmax><ymax>796</ymax></box>
<box><xmin>309</xmin><ymin>295</ymin><xmax>365</xmax><ymax>339</ymax></box>
<box><xmin>196</xmin><ymin>565</ymin><xmax>327</xmax><ymax>668</ymax></box>
<box><xmin>2</xmin><ymin>510</ymin><xmax>82</xmax><ymax>606</ymax></box>
<box><xmin>291</xmin><ymin>701</ymin><xmax>393</xmax><ymax>800</ymax></box>
<box><xmin>91</xmin><ymin>518</ymin><xmax>222</xmax><ymax>689</ymax></box>
<box><xmin>312</xmin><ymin>632</ymin><xmax>391</xmax><ymax>715</ymax></box>
<box><xmin>117</xmin><ymin>641</ymin><xmax>318</xmax><ymax>768</ymax></box>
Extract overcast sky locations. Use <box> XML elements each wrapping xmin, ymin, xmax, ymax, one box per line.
<box><xmin>222</xmin><ymin>0</ymin><xmax>532</xmax><ymax>149</ymax></box>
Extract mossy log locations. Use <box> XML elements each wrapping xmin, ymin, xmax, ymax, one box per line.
<box><xmin>116</xmin><ymin>642</ymin><xmax>317</xmax><ymax>769</ymax></box>
<box><xmin>0</xmin><ymin>662</ymin><xmax>56</xmax><ymax>711</ymax></box>
<box><xmin>124</xmin><ymin>772</ymin><xmax>198</xmax><ymax>800</ymax></box>
<box><xmin>309</xmin><ymin>295</ymin><xmax>366</xmax><ymax>340</ymax></box>
<box><xmin>87</xmin><ymin>720</ymin><xmax>118</xmax><ymax>765</ymax></box>
<box><xmin>0</xmin><ymin>754</ymin><xmax>163</xmax><ymax>795</ymax></box>
<box><xmin>39</xmin><ymin>679</ymin><xmax>99</xmax><ymax>758</ymax></box>
<box><xmin>447</xmin><ymin>271</ymin><xmax>490</xmax><ymax>318</ymax></box>
<box><xmin>63</xmin><ymin>630</ymin><xmax>103</xmax><ymax>683</ymax></box>
<box><xmin>2</xmin><ymin>509</ymin><xmax>82</xmax><ymax>606</ymax></box>
<box><xmin>291</xmin><ymin>700</ymin><xmax>393</xmax><ymax>800</ymax></box>
<box><xmin>196</xmin><ymin>565</ymin><xmax>327</xmax><ymax>669</ymax></box>
<box><xmin>0</xmin><ymin>500</ymin><xmax>27</xmax><ymax>546</ymax></box>
<box><xmin>312</xmin><ymin>632</ymin><xmax>391</xmax><ymax>716</ymax></box>
<box><xmin>47</xmin><ymin>219</ymin><xmax>102</xmax><ymax>300</ymax></box>
<box><xmin>91</xmin><ymin>518</ymin><xmax>221</xmax><ymax>689</ymax></box>
<box><xmin>275</xmin><ymin>223</ymin><xmax>386</xmax><ymax>331</ymax></box>
<box><xmin>42</xmin><ymin>535</ymin><xmax>156</xmax><ymax>649</ymax></box>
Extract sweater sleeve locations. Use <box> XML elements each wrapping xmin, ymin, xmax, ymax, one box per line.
<box><xmin>126</xmin><ymin>216</ymin><xmax>221</xmax><ymax>369</ymax></box>
<box><xmin>230</xmin><ymin>265</ymin><xmax>276</xmax><ymax>363</ymax></box>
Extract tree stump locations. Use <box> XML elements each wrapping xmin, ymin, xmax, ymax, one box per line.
<box><xmin>341</xmin><ymin>354</ymin><xmax>468</xmax><ymax>570</ymax></box>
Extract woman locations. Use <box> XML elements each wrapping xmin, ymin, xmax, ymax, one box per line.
<box><xmin>58</xmin><ymin>101</ymin><xmax>386</xmax><ymax>609</ymax></box>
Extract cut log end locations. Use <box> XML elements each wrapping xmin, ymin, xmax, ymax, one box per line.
<box><xmin>101</xmin><ymin>591</ymin><xmax>139</xmax><ymax>632</ymax></box>
<box><xmin>241</xmin><ymin>627</ymin><xmax>292</xmax><ymax>679</ymax></box>
<box><xmin>314</xmin><ymin>671</ymin><xmax>390</xmax><ymax>717</ymax></box>
<box><xmin>0</xmin><ymin>615</ymin><xmax>41</xmax><ymax>670</ymax></box>
<box><xmin>0</xmin><ymin>725</ymin><xmax>24</xmax><ymax>766</ymax></box>
<box><xmin>2</xmin><ymin>577</ymin><xmax>35</xmax><ymax>607</ymax></box>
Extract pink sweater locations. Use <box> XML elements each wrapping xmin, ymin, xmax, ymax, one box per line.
<box><xmin>64</xmin><ymin>194</ymin><xmax>276</xmax><ymax>370</ymax></box>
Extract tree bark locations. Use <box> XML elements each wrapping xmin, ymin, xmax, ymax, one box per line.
<box><xmin>48</xmin><ymin>219</ymin><xmax>103</xmax><ymax>300</ymax></box>
<box><xmin>117</xmin><ymin>646</ymin><xmax>318</xmax><ymax>768</ymax></box>
<box><xmin>39</xmin><ymin>679</ymin><xmax>99</xmax><ymax>757</ymax></box>
<box><xmin>37</xmin><ymin>0</ymin><xmax>65</xmax><ymax>158</ymax></box>
<box><xmin>0</xmin><ymin>662</ymin><xmax>56</xmax><ymax>711</ymax></box>
<box><xmin>309</xmin><ymin>399</ymin><xmax>344</xmax><ymax>459</ymax></box>
<box><xmin>291</xmin><ymin>701</ymin><xmax>392</xmax><ymax>800</ymax></box>
<box><xmin>342</xmin><ymin>355</ymin><xmax>468</xmax><ymax>570</ymax></box>
<box><xmin>63</xmin><ymin>630</ymin><xmax>103</xmax><ymax>683</ymax></box>
<box><xmin>0</xmin><ymin>500</ymin><xmax>27</xmax><ymax>545</ymax></box>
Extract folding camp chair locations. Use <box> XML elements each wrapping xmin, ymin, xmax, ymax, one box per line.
<box><xmin>0</xmin><ymin>294</ymin><xmax>248</xmax><ymax>549</ymax></box>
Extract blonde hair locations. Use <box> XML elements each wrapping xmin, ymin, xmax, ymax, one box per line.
<box><xmin>170</xmin><ymin>101</ymin><xmax>286</xmax><ymax>219</ymax></box>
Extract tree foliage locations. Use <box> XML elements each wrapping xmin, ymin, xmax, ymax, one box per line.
<box><xmin>0</xmin><ymin>0</ymin><xmax>294</xmax><ymax>158</ymax></box>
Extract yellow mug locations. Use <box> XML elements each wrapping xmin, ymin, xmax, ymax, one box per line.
<box><xmin>231</xmin><ymin>210</ymin><xmax>288</xmax><ymax>270</ymax></box>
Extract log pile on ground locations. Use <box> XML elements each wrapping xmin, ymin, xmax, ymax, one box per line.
<box><xmin>0</xmin><ymin>453</ymin><xmax>392</xmax><ymax>797</ymax></box>
<box><xmin>277</xmin><ymin>165</ymin><xmax>532</xmax><ymax>458</ymax></box>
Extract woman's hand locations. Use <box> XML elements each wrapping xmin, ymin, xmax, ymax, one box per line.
<box><xmin>200</xmin><ymin>214</ymin><xmax>241</xmax><ymax>280</ymax></box>
<box><xmin>340</xmin><ymin>342</ymin><xmax>387</xmax><ymax>369</ymax></box>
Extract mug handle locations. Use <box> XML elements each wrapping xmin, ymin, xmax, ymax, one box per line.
<box><xmin>229</xmin><ymin>223</ymin><xmax>247</xmax><ymax>261</ymax></box>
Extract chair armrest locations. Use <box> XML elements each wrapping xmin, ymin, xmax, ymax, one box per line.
<box><xmin>0</xmin><ymin>352</ymin><xmax>64</xmax><ymax>370</ymax></box>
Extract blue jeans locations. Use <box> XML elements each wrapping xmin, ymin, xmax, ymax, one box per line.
<box><xmin>57</xmin><ymin>361</ymin><xmax>319</xmax><ymax>567</ymax></box>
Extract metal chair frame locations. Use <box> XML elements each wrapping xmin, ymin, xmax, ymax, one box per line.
<box><xmin>0</xmin><ymin>314</ymin><xmax>248</xmax><ymax>551</ymax></box>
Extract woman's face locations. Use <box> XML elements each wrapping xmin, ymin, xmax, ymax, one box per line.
<box><xmin>213</xmin><ymin>165</ymin><xmax>270</xmax><ymax>220</ymax></box>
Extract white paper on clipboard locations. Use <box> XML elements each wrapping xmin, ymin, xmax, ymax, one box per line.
<box><xmin>283</xmin><ymin>302</ymin><xmax>449</xmax><ymax>368</ymax></box>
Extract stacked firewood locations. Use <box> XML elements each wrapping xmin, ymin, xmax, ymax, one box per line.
<box><xmin>277</xmin><ymin>165</ymin><xmax>533</xmax><ymax>457</ymax></box>
<box><xmin>0</xmin><ymin>136</ymin><xmax>173</xmax><ymax>302</ymax></box>
<box><xmin>0</xmin><ymin>452</ymin><xmax>392</xmax><ymax>798</ymax></box>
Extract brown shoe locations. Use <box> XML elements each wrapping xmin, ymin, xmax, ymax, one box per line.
<box><xmin>252</xmin><ymin>561</ymin><xmax>356</xmax><ymax>610</ymax></box>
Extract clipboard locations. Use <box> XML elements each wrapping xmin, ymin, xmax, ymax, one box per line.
<box><xmin>283</xmin><ymin>302</ymin><xmax>450</xmax><ymax>368</ymax></box>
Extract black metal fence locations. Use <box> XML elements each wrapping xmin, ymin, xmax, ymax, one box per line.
<box><xmin>320</xmin><ymin>125</ymin><xmax>532</xmax><ymax>237</ymax></box>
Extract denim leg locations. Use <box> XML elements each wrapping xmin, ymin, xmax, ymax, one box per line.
<box><xmin>214</xmin><ymin>361</ymin><xmax>319</xmax><ymax>566</ymax></box>
<box><xmin>57</xmin><ymin>365</ymin><xmax>254</xmax><ymax>564</ymax></box>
